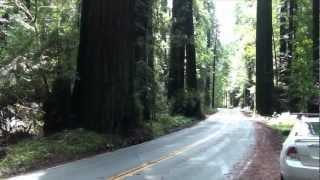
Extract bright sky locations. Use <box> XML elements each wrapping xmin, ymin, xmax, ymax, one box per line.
<box><xmin>215</xmin><ymin>0</ymin><xmax>237</xmax><ymax>45</ymax></box>
<box><xmin>168</xmin><ymin>0</ymin><xmax>237</xmax><ymax>45</ymax></box>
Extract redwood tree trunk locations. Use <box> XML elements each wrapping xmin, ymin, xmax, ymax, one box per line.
<box><xmin>185</xmin><ymin>0</ymin><xmax>197</xmax><ymax>91</ymax></box>
<box><xmin>73</xmin><ymin>0</ymin><xmax>136</xmax><ymax>135</ymax></box>
<box><xmin>313</xmin><ymin>0</ymin><xmax>319</xmax><ymax>84</ymax></box>
<box><xmin>256</xmin><ymin>0</ymin><xmax>274</xmax><ymax>115</ymax></box>
<box><xmin>309</xmin><ymin>0</ymin><xmax>320</xmax><ymax>113</ymax></box>
<box><xmin>168</xmin><ymin>0</ymin><xmax>186</xmax><ymax>113</ymax></box>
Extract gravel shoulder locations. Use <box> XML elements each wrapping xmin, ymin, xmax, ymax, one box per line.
<box><xmin>231</xmin><ymin>121</ymin><xmax>283</xmax><ymax>180</ymax></box>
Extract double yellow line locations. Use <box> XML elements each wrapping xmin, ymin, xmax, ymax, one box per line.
<box><xmin>107</xmin><ymin>124</ymin><xmax>226</xmax><ymax>180</ymax></box>
<box><xmin>107</xmin><ymin>146</ymin><xmax>188</xmax><ymax>180</ymax></box>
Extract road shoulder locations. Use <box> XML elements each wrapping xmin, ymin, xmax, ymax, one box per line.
<box><xmin>231</xmin><ymin>121</ymin><xmax>282</xmax><ymax>180</ymax></box>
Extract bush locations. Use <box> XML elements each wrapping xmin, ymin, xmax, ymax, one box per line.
<box><xmin>169</xmin><ymin>91</ymin><xmax>204</xmax><ymax>118</ymax></box>
<box><xmin>135</xmin><ymin>60</ymin><xmax>157</xmax><ymax>122</ymax></box>
<box><xmin>0</xmin><ymin>129</ymin><xmax>110</xmax><ymax>177</ymax></box>
<box><xmin>270</xmin><ymin>123</ymin><xmax>294</xmax><ymax>138</ymax></box>
<box><xmin>146</xmin><ymin>114</ymin><xmax>193</xmax><ymax>137</ymax></box>
<box><xmin>0</xmin><ymin>102</ymin><xmax>44</xmax><ymax>139</ymax></box>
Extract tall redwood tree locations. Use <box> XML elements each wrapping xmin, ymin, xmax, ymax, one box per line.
<box><xmin>313</xmin><ymin>0</ymin><xmax>319</xmax><ymax>84</ymax></box>
<box><xmin>73</xmin><ymin>0</ymin><xmax>137</xmax><ymax>134</ymax></box>
<box><xmin>168</xmin><ymin>0</ymin><xmax>187</xmax><ymax>114</ymax></box>
<box><xmin>185</xmin><ymin>0</ymin><xmax>197</xmax><ymax>92</ymax></box>
<box><xmin>256</xmin><ymin>0</ymin><xmax>274</xmax><ymax>115</ymax></box>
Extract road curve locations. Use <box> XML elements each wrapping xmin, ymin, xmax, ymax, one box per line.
<box><xmin>10</xmin><ymin>109</ymin><xmax>255</xmax><ymax>180</ymax></box>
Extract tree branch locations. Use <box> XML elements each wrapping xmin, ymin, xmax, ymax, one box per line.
<box><xmin>13</xmin><ymin>0</ymin><xmax>34</xmax><ymax>21</ymax></box>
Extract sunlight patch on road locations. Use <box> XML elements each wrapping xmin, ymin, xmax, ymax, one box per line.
<box><xmin>8</xmin><ymin>171</ymin><xmax>46</xmax><ymax>180</ymax></box>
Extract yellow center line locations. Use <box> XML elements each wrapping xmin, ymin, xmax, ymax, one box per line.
<box><xmin>107</xmin><ymin>147</ymin><xmax>188</xmax><ymax>180</ymax></box>
<box><xmin>107</xmin><ymin>124</ymin><xmax>226</xmax><ymax>180</ymax></box>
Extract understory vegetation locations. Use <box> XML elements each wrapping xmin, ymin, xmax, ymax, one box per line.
<box><xmin>270</xmin><ymin>123</ymin><xmax>294</xmax><ymax>139</ymax></box>
<box><xmin>0</xmin><ymin>114</ymin><xmax>194</xmax><ymax>176</ymax></box>
<box><xmin>0</xmin><ymin>0</ymin><xmax>318</xmax><ymax>176</ymax></box>
<box><xmin>147</xmin><ymin>115</ymin><xmax>194</xmax><ymax>137</ymax></box>
<box><xmin>0</xmin><ymin>129</ymin><xmax>110</xmax><ymax>176</ymax></box>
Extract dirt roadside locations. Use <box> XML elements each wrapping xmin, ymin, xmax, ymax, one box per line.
<box><xmin>231</xmin><ymin>121</ymin><xmax>283</xmax><ymax>180</ymax></box>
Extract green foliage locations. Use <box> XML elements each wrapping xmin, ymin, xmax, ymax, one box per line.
<box><xmin>213</xmin><ymin>48</ymin><xmax>231</xmax><ymax>107</ymax></box>
<box><xmin>233</xmin><ymin>0</ymin><xmax>256</xmax><ymax>108</ymax></box>
<box><xmin>135</xmin><ymin>61</ymin><xmax>157</xmax><ymax>122</ymax></box>
<box><xmin>0</xmin><ymin>129</ymin><xmax>110</xmax><ymax>176</ymax></box>
<box><xmin>152</xmin><ymin>0</ymin><xmax>171</xmax><ymax>116</ymax></box>
<box><xmin>272</xmin><ymin>0</ymin><xmax>318</xmax><ymax>112</ymax></box>
<box><xmin>0</xmin><ymin>0</ymin><xmax>80</xmax><ymax>135</ymax></box>
<box><xmin>0</xmin><ymin>0</ymin><xmax>79</xmax><ymax>103</ymax></box>
<box><xmin>233</xmin><ymin>0</ymin><xmax>317</xmax><ymax>113</ymax></box>
<box><xmin>193</xmin><ymin>0</ymin><xmax>229</xmax><ymax>109</ymax></box>
<box><xmin>288</xmin><ymin>0</ymin><xmax>316</xmax><ymax>112</ymax></box>
<box><xmin>270</xmin><ymin>123</ymin><xmax>294</xmax><ymax>138</ymax></box>
<box><xmin>146</xmin><ymin>114</ymin><xmax>193</xmax><ymax>137</ymax></box>
<box><xmin>167</xmin><ymin>90</ymin><xmax>203</xmax><ymax>118</ymax></box>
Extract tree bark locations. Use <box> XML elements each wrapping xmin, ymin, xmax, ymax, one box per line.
<box><xmin>313</xmin><ymin>0</ymin><xmax>319</xmax><ymax>84</ymax></box>
<box><xmin>168</xmin><ymin>0</ymin><xmax>186</xmax><ymax>113</ymax></box>
<box><xmin>73</xmin><ymin>0</ymin><xmax>137</xmax><ymax>135</ymax></box>
<box><xmin>185</xmin><ymin>0</ymin><xmax>197</xmax><ymax>92</ymax></box>
<box><xmin>256</xmin><ymin>0</ymin><xmax>274</xmax><ymax>115</ymax></box>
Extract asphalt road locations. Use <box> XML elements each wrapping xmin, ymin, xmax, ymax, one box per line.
<box><xmin>10</xmin><ymin>109</ymin><xmax>255</xmax><ymax>180</ymax></box>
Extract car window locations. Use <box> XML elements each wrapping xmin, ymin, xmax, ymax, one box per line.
<box><xmin>307</xmin><ymin>122</ymin><xmax>320</xmax><ymax>136</ymax></box>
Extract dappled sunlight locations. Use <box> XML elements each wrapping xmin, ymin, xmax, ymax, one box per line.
<box><xmin>9</xmin><ymin>171</ymin><xmax>46</xmax><ymax>180</ymax></box>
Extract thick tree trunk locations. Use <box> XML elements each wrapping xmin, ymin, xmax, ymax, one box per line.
<box><xmin>184</xmin><ymin>0</ymin><xmax>202</xmax><ymax>117</ymax></box>
<box><xmin>185</xmin><ymin>0</ymin><xmax>197</xmax><ymax>91</ymax></box>
<box><xmin>168</xmin><ymin>0</ymin><xmax>186</xmax><ymax>113</ymax></box>
<box><xmin>313</xmin><ymin>0</ymin><xmax>319</xmax><ymax>84</ymax></box>
<box><xmin>309</xmin><ymin>0</ymin><xmax>320</xmax><ymax>113</ymax></box>
<box><xmin>73</xmin><ymin>0</ymin><xmax>136</xmax><ymax>135</ymax></box>
<box><xmin>256</xmin><ymin>0</ymin><xmax>274</xmax><ymax>115</ymax></box>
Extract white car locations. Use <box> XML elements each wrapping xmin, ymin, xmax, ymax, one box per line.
<box><xmin>280</xmin><ymin>116</ymin><xmax>320</xmax><ymax>180</ymax></box>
